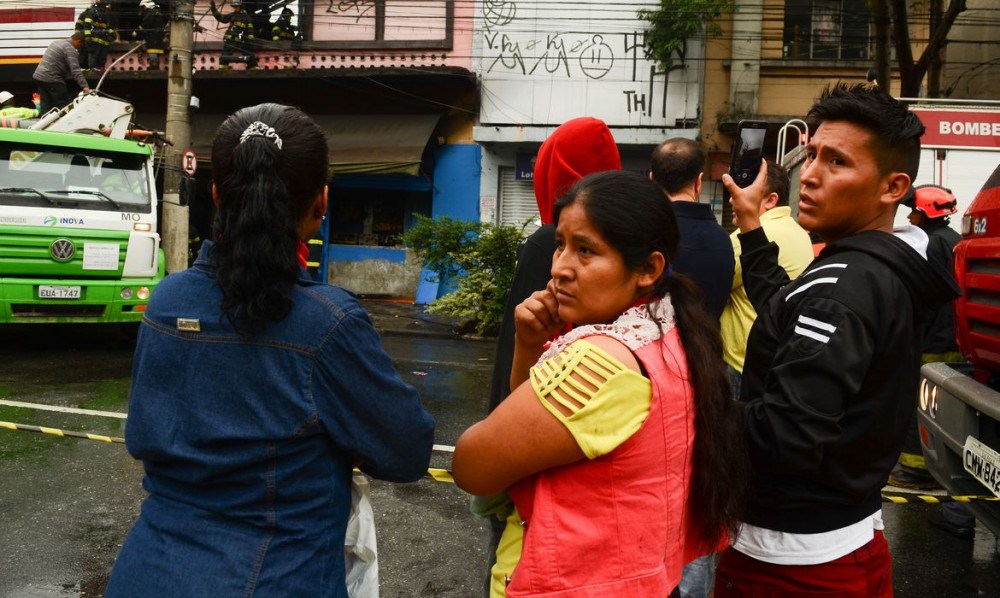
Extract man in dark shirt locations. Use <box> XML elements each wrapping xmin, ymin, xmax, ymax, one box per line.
<box><xmin>650</xmin><ymin>137</ymin><xmax>735</xmax><ymax>321</ymax></box>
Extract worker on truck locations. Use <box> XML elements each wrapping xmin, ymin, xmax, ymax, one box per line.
<box><xmin>0</xmin><ymin>91</ymin><xmax>40</xmax><ymax>120</ymax></box>
<box><xmin>32</xmin><ymin>33</ymin><xmax>91</xmax><ymax>116</ymax></box>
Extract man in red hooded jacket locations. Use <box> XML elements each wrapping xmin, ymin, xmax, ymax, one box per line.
<box><xmin>479</xmin><ymin>116</ymin><xmax>621</xmax><ymax>596</ymax></box>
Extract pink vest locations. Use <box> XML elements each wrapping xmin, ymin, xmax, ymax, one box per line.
<box><xmin>506</xmin><ymin>324</ymin><xmax>708</xmax><ymax>597</ymax></box>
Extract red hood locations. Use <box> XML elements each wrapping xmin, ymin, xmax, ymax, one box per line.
<box><xmin>533</xmin><ymin>117</ymin><xmax>621</xmax><ymax>224</ymax></box>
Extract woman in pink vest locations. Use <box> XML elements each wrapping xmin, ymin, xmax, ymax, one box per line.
<box><xmin>453</xmin><ymin>170</ymin><xmax>749</xmax><ymax>597</ymax></box>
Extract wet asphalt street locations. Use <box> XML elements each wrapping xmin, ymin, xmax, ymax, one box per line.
<box><xmin>0</xmin><ymin>316</ymin><xmax>997</xmax><ymax>597</ymax></box>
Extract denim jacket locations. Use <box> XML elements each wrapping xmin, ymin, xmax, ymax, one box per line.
<box><xmin>106</xmin><ymin>241</ymin><xmax>435</xmax><ymax>597</ymax></box>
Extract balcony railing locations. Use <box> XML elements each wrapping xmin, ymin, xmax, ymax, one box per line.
<box><xmin>109</xmin><ymin>0</ymin><xmax>465</xmax><ymax>72</ymax></box>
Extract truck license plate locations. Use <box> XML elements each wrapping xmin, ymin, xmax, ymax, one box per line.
<box><xmin>963</xmin><ymin>436</ymin><xmax>1000</xmax><ymax>498</ymax></box>
<box><xmin>38</xmin><ymin>285</ymin><xmax>81</xmax><ymax>299</ymax></box>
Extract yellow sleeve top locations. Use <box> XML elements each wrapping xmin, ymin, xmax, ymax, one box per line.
<box><xmin>529</xmin><ymin>339</ymin><xmax>652</xmax><ymax>459</ymax></box>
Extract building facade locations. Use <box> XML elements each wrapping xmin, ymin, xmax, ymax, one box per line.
<box><xmin>0</xmin><ymin>0</ymin><xmax>479</xmax><ymax>300</ymax></box>
<box><xmin>472</xmin><ymin>0</ymin><xmax>707</xmax><ymax>231</ymax></box>
<box><xmin>702</xmin><ymin>0</ymin><xmax>999</xmax><ymax>229</ymax></box>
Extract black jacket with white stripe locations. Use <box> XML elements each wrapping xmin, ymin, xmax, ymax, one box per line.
<box><xmin>737</xmin><ymin>227</ymin><xmax>960</xmax><ymax>534</ymax></box>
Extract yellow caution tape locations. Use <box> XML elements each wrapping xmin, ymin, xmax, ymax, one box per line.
<box><xmin>881</xmin><ymin>493</ymin><xmax>999</xmax><ymax>504</ymax></box>
<box><xmin>15</xmin><ymin>421</ymin><xmax>997</xmax><ymax>498</ymax></box>
<box><xmin>427</xmin><ymin>468</ymin><xmax>455</xmax><ymax>484</ymax></box>
<box><xmin>0</xmin><ymin>420</ymin><xmax>123</xmax><ymax>444</ymax></box>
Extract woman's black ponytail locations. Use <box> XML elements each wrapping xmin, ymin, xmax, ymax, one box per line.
<box><xmin>210</xmin><ymin>103</ymin><xmax>329</xmax><ymax>334</ymax></box>
<box><xmin>663</xmin><ymin>272</ymin><xmax>749</xmax><ymax>548</ymax></box>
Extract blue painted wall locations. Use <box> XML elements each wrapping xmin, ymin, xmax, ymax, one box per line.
<box><xmin>433</xmin><ymin>144</ymin><xmax>482</xmax><ymax>220</ymax></box>
<box><xmin>415</xmin><ymin>144</ymin><xmax>482</xmax><ymax>304</ymax></box>
<box><xmin>327</xmin><ymin>245</ymin><xmax>408</xmax><ymax>263</ymax></box>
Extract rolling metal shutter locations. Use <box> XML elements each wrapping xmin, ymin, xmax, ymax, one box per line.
<box><xmin>499</xmin><ymin>167</ymin><xmax>540</xmax><ymax>235</ymax></box>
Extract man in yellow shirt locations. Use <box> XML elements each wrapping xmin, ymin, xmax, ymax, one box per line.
<box><xmin>721</xmin><ymin>160</ymin><xmax>813</xmax><ymax>399</ymax></box>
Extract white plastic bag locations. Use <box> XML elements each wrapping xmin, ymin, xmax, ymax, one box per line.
<box><xmin>344</xmin><ymin>473</ymin><xmax>379</xmax><ymax>598</ymax></box>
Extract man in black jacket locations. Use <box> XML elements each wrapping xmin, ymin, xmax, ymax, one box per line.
<box><xmin>715</xmin><ymin>83</ymin><xmax>960</xmax><ymax>596</ymax></box>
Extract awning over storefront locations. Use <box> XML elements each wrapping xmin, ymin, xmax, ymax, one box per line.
<box><xmin>185</xmin><ymin>113</ymin><xmax>441</xmax><ymax>176</ymax></box>
<box><xmin>325</xmin><ymin>114</ymin><xmax>441</xmax><ymax>176</ymax></box>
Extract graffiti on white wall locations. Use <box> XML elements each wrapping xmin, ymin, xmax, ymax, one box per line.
<box><xmin>478</xmin><ymin>0</ymin><xmax>701</xmax><ymax>127</ymax></box>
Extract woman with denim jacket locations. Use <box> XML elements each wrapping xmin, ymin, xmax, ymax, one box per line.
<box><xmin>106</xmin><ymin>103</ymin><xmax>435</xmax><ymax>597</ymax></box>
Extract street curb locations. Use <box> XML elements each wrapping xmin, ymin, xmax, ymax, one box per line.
<box><xmin>373</xmin><ymin>326</ymin><xmax>496</xmax><ymax>343</ymax></box>
<box><xmin>360</xmin><ymin>298</ymin><xmax>496</xmax><ymax>343</ymax></box>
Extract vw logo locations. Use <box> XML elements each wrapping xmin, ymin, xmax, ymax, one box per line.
<box><xmin>49</xmin><ymin>238</ymin><xmax>76</xmax><ymax>262</ymax></box>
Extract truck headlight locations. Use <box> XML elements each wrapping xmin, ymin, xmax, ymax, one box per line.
<box><xmin>137</xmin><ymin>286</ymin><xmax>151</xmax><ymax>300</ymax></box>
<box><xmin>919</xmin><ymin>378</ymin><xmax>939</xmax><ymax>418</ymax></box>
<box><xmin>120</xmin><ymin>287</ymin><xmax>134</xmax><ymax>299</ymax></box>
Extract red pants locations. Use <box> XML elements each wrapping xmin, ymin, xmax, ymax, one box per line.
<box><xmin>714</xmin><ymin>530</ymin><xmax>894</xmax><ymax>597</ymax></box>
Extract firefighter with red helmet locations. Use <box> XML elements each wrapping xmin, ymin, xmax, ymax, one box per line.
<box><xmin>889</xmin><ymin>184</ymin><xmax>963</xmax><ymax>490</ymax></box>
<box><xmin>75</xmin><ymin>0</ymin><xmax>117</xmax><ymax>71</ymax></box>
<box><xmin>906</xmin><ymin>184</ymin><xmax>959</xmax><ymax>226</ymax></box>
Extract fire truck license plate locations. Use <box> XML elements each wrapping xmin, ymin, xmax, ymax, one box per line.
<box><xmin>38</xmin><ymin>285</ymin><xmax>81</xmax><ymax>299</ymax></box>
<box><xmin>963</xmin><ymin>436</ymin><xmax>1000</xmax><ymax>498</ymax></box>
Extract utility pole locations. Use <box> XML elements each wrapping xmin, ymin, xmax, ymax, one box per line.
<box><xmin>162</xmin><ymin>0</ymin><xmax>195</xmax><ymax>273</ymax></box>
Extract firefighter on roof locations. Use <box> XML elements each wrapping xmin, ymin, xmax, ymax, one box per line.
<box><xmin>272</xmin><ymin>8</ymin><xmax>298</xmax><ymax>43</ymax></box>
<box><xmin>76</xmin><ymin>0</ymin><xmax>117</xmax><ymax>71</ymax></box>
<box><xmin>210</xmin><ymin>0</ymin><xmax>259</xmax><ymax>69</ymax></box>
<box><xmin>133</xmin><ymin>0</ymin><xmax>167</xmax><ymax>70</ymax></box>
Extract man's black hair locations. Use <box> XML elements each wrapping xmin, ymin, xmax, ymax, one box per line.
<box><xmin>807</xmin><ymin>83</ymin><xmax>924</xmax><ymax>181</ymax></box>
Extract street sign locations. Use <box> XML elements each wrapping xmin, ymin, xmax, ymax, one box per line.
<box><xmin>182</xmin><ymin>150</ymin><xmax>197</xmax><ymax>176</ymax></box>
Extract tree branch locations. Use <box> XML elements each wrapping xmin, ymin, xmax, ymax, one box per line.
<box><xmin>890</xmin><ymin>0</ymin><xmax>914</xmax><ymax>83</ymax></box>
<box><xmin>915</xmin><ymin>0</ymin><xmax>967</xmax><ymax>75</ymax></box>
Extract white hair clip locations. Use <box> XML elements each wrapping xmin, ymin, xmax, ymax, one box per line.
<box><xmin>239</xmin><ymin>121</ymin><xmax>283</xmax><ymax>150</ymax></box>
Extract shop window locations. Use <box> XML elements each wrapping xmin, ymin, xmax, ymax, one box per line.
<box><xmin>783</xmin><ymin>0</ymin><xmax>871</xmax><ymax>60</ymax></box>
<box><xmin>329</xmin><ymin>187</ymin><xmax>430</xmax><ymax>247</ymax></box>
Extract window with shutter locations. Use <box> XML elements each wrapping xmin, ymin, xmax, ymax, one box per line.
<box><xmin>499</xmin><ymin>167</ymin><xmax>540</xmax><ymax>236</ymax></box>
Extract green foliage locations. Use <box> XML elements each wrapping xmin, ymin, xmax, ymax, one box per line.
<box><xmin>401</xmin><ymin>214</ymin><xmax>484</xmax><ymax>282</ymax></box>
<box><xmin>403</xmin><ymin>215</ymin><xmax>526</xmax><ymax>336</ymax></box>
<box><xmin>639</xmin><ymin>0</ymin><xmax>735</xmax><ymax>70</ymax></box>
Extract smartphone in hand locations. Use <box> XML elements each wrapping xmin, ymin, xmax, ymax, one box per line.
<box><xmin>723</xmin><ymin>120</ymin><xmax>769</xmax><ymax>201</ymax></box>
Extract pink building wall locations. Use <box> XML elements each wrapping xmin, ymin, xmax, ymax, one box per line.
<box><xmin>110</xmin><ymin>0</ymin><xmax>472</xmax><ymax>73</ymax></box>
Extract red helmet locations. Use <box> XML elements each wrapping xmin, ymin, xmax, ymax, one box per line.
<box><xmin>908</xmin><ymin>184</ymin><xmax>958</xmax><ymax>219</ymax></box>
